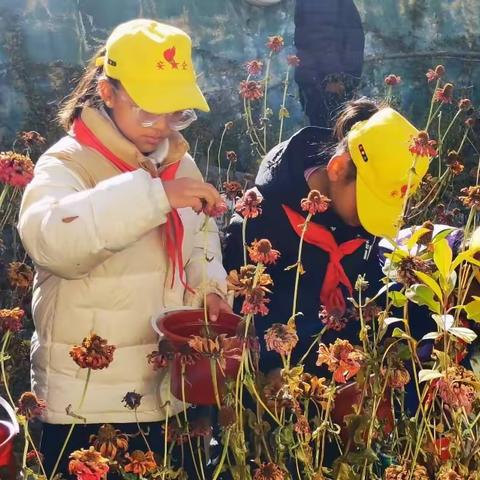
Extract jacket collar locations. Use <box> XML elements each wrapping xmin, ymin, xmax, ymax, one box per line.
<box><xmin>78</xmin><ymin>107</ymin><xmax>189</xmax><ymax>176</ymax></box>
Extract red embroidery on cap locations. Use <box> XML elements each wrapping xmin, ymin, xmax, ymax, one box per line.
<box><xmin>164</xmin><ymin>47</ymin><xmax>179</xmax><ymax>69</ymax></box>
<box><xmin>400</xmin><ymin>184</ymin><xmax>408</xmax><ymax>198</ymax></box>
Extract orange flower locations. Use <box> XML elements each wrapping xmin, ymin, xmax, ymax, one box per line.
<box><xmin>459</xmin><ymin>186</ymin><xmax>480</xmax><ymax>210</ymax></box>
<box><xmin>70</xmin><ymin>333</ymin><xmax>116</xmax><ymax>370</ymax></box>
<box><xmin>8</xmin><ymin>261</ymin><xmax>33</xmax><ymax>289</ymax></box>
<box><xmin>124</xmin><ymin>450</ymin><xmax>157</xmax><ymax>476</ymax></box>
<box><xmin>316</xmin><ymin>339</ymin><xmax>364</xmax><ymax>384</ymax></box>
<box><xmin>384</xmin><ymin>74</ymin><xmax>401</xmax><ymax>86</ymax></box>
<box><xmin>446</xmin><ymin>150</ymin><xmax>464</xmax><ymax>176</ymax></box>
<box><xmin>235</xmin><ymin>190</ymin><xmax>263</xmax><ymax>218</ymax></box>
<box><xmin>266</xmin><ymin>35</ymin><xmax>284</xmax><ymax>53</ymax></box>
<box><xmin>17</xmin><ymin>391</ymin><xmax>46</xmax><ymax>420</ymax></box>
<box><xmin>382</xmin><ymin>362</ymin><xmax>411</xmax><ymax>389</ymax></box>
<box><xmin>287</xmin><ymin>55</ymin><xmax>300</xmax><ymax>67</ymax></box>
<box><xmin>242</xmin><ymin>286</ymin><xmax>271</xmax><ymax>316</ymax></box>
<box><xmin>202</xmin><ymin>200</ymin><xmax>228</xmax><ymax>217</ymax></box>
<box><xmin>188</xmin><ymin>334</ymin><xmax>241</xmax><ymax>371</ymax></box>
<box><xmin>68</xmin><ymin>447</ymin><xmax>109</xmax><ymax>480</ymax></box>
<box><xmin>0</xmin><ymin>151</ymin><xmax>34</xmax><ymax>187</ymax></box>
<box><xmin>147</xmin><ymin>338</ymin><xmax>175</xmax><ymax>370</ymax></box>
<box><xmin>409</xmin><ymin>131</ymin><xmax>438</xmax><ymax>158</ymax></box>
<box><xmin>227</xmin><ymin>265</ymin><xmax>272</xmax><ymax>298</ymax></box>
<box><xmin>264</xmin><ymin>322</ymin><xmax>298</xmax><ymax>356</ymax></box>
<box><xmin>89</xmin><ymin>424</ymin><xmax>128</xmax><ymax>460</ymax></box>
<box><xmin>434</xmin><ymin>83</ymin><xmax>454</xmax><ymax>104</ymax></box>
<box><xmin>298</xmin><ymin>373</ymin><xmax>329</xmax><ymax>407</ymax></box>
<box><xmin>25</xmin><ymin>450</ymin><xmax>44</xmax><ymax>467</ymax></box>
<box><xmin>239</xmin><ymin>80</ymin><xmax>264</xmax><ymax>101</ymax></box>
<box><xmin>426</xmin><ymin>64</ymin><xmax>445</xmax><ymax>82</ymax></box>
<box><xmin>253</xmin><ymin>462</ymin><xmax>285</xmax><ymax>480</ymax></box>
<box><xmin>301</xmin><ymin>190</ymin><xmax>331</xmax><ymax>215</ymax></box>
<box><xmin>248</xmin><ymin>239</ymin><xmax>280</xmax><ymax>265</ymax></box>
<box><xmin>223</xmin><ymin>181</ymin><xmax>243</xmax><ymax>200</ymax></box>
<box><xmin>0</xmin><ymin>307</ymin><xmax>24</xmax><ymax>333</ymax></box>
<box><xmin>246</xmin><ymin>60</ymin><xmax>263</xmax><ymax>76</ymax></box>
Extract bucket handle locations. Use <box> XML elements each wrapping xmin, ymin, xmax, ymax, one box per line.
<box><xmin>0</xmin><ymin>397</ymin><xmax>19</xmax><ymax>436</ymax></box>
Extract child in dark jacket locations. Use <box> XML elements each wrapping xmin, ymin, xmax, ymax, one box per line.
<box><xmin>224</xmin><ymin>99</ymin><xmax>431</xmax><ymax>374</ymax></box>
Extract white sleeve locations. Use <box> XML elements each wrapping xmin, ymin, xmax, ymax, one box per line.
<box><xmin>18</xmin><ymin>156</ymin><xmax>171</xmax><ymax>279</ymax></box>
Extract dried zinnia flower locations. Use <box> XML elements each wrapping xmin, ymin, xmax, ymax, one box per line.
<box><xmin>239</xmin><ymin>80</ymin><xmax>264</xmax><ymax>101</ymax></box>
<box><xmin>25</xmin><ymin>450</ymin><xmax>44</xmax><ymax>467</ymax></box>
<box><xmin>242</xmin><ymin>286</ymin><xmax>271</xmax><ymax>316</ymax></box>
<box><xmin>264</xmin><ymin>322</ymin><xmax>298</xmax><ymax>356</ymax></box>
<box><xmin>266</xmin><ymin>35</ymin><xmax>284</xmax><ymax>53</ymax></box>
<box><xmin>147</xmin><ymin>338</ymin><xmax>175</xmax><ymax>370</ymax></box>
<box><xmin>298</xmin><ymin>373</ymin><xmax>329</xmax><ymax>407</ymax></box>
<box><xmin>124</xmin><ymin>450</ymin><xmax>157</xmax><ymax>476</ymax></box>
<box><xmin>218</xmin><ymin>405</ymin><xmax>236</xmax><ymax>428</ymax></box>
<box><xmin>426</xmin><ymin>64</ymin><xmax>445</xmax><ymax>82</ymax></box>
<box><xmin>248</xmin><ymin>239</ymin><xmax>280</xmax><ymax>265</ymax></box>
<box><xmin>121</xmin><ymin>391</ymin><xmax>143</xmax><ymax>410</ymax></box>
<box><xmin>435</xmin><ymin>83</ymin><xmax>454</xmax><ymax>104</ymax></box>
<box><xmin>253</xmin><ymin>462</ymin><xmax>285</xmax><ymax>480</ymax></box>
<box><xmin>89</xmin><ymin>424</ymin><xmax>129</xmax><ymax>460</ymax></box>
<box><xmin>287</xmin><ymin>55</ymin><xmax>300</xmax><ymax>67</ymax></box>
<box><xmin>318</xmin><ymin>307</ymin><xmax>348</xmax><ymax>332</ymax></box>
<box><xmin>301</xmin><ymin>190</ymin><xmax>331</xmax><ymax>215</ymax></box>
<box><xmin>226</xmin><ymin>150</ymin><xmax>238</xmax><ymax>163</ymax></box>
<box><xmin>227</xmin><ymin>264</ymin><xmax>272</xmax><ymax>298</ymax></box>
<box><xmin>316</xmin><ymin>339</ymin><xmax>364</xmax><ymax>384</ymax></box>
<box><xmin>294</xmin><ymin>414</ymin><xmax>311</xmax><ymax>436</ymax></box>
<box><xmin>188</xmin><ymin>334</ymin><xmax>241</xmax><ymax>371</ymax></box>
<box><xmin>436</xmin><ymin>365</ymin><xmax>477</xmax><ymax>414</ymax></box>
<box><xmin>437</xmin><ymin>468</ymin><xmax>463</xmax><ymax>480</ymax></box>
<box><xmin>70</xmin><ymin>333</ymin><xmax>116</xmax><ymax>370</ymax></box>
<box><xmin>384</xmin><ymin>74</ymin><xmax>401</xmax><ymax>86</ymax></box>
<box><xmin>17</xmin><ymin>391</ymin><xmax>47</xmax><ymax>420</ymax></box>
<box><xmin>466</xmin><ymin>117</ymin><xmax>476</xmax><ymax>128</ymax></box>
<box><xmin>68</xmin><ymin>447</ymin><xmax>109</xmax><ymax>480</ymax></box>
<box><xmin>382</xmin><ymin>362</ymin><xmax>411</xmax><ymax>389</ymax></box>
<box><xmin>447</xmin><ymin>156</ymin><xmax>464</xmax><ymax>176</ymax></box>
<box><xmin>459</xmin><ymin>186</ymin><xmax>480</xmax><ymax>210</ymax></box>
<box><xmin>459</xmin><ymin>98</ymin><xmax>472</xmax><ymax>111</ymax></box>
<box><xmin>409</xmin><ymin>131</ymin><xmax>438</xmax><ymax>158</ymax></box>
<box><xmin>7</xmin><ymin>261</ymin><xmax>33</xmax><ymax>290</ymax></box>
<box><xmin>223</xmin><ymin>181</ymin><xmax>243</xmax><ymax>200</ymax></box>
<box><xmin>384</xmin><ymin>463</ymin><xmax>429</xmax><ymax>480</ymax></box>
<box><xmin>18</xmin><ymin>130</ymin><xmax>46</xmax><ymax>146</ymax></box>
<box><xmin>235</xmin><ymin>189</ymin><xmax>263</xmax><ymax>218</ymax></box>
<box><xmin>0</xmin><ymin>151</ymin><xmax>34</xmax><ymax>187</ymax></box>
<box><xmin>396</xmin><ymin>255</ymin><xmax>433</xmax><ymax>287</ymax></box>
<box><xmin>0</xmin><ymin>307</ymin><xmax>24</xmax><ymax>333</ymax></box>
<box><xmin>246</xmin><ymin>60</ymin><xmax>263</xmax><ymax>76</ymax></box>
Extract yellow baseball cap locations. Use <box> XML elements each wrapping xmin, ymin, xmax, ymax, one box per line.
<box><xmin>348</xmin><ymin>108</ymin><xmax>430</xmax><ymax>238</ymax></box>
<box><xmin>96</xmin><ymin>19</ymin><xmax>210</xmax><ymax>114</ymax></box>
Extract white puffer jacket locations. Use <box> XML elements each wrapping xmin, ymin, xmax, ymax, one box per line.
<box><xmin>17</xmin><ymin>107</ymin><xmax>228</xmax><ymax>424</ymax></box>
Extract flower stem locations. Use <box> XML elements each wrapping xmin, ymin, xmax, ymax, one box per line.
<box><xmin>278</xmin><ymin>66</ymin><xmax>291</xmax><ymax>143</ymax></box>
<box><xmin>0</xmin><ymin>331</ymin><xmax>15</xmax><ymax>407</ymax></box>
<box><xmin>135</xmin><ymin>408</ymin><xmax>152</xmax><ymax>452</ymax></box>
<box><xmin>212</xmin><ymin>429</ymin><xmax>231</xmax><ymax>480</ymax></box>
<box><xmin>262</xmin><ymin>52</ymin><xmax>273</xmax><ymax>153</ymax></box>
<box><xmin>49</xmin><ymin>368</ymin><xmax>91</xmax><ymax>480</ymax></box>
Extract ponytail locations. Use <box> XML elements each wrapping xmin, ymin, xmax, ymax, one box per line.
<box><xmin>57</xmin><ymin>47</ymin><xmax>120</xmax><ymax>131</ymax></box>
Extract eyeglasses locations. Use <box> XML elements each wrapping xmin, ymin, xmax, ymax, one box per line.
<box><xmin>113</xmin><ymin>87</ymin><xmax>197</xmax><ymax>130</ymax></box>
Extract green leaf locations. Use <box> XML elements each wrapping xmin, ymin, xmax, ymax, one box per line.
<box><xmin>432</xmin><ymin>314</ymin><xmax>454</xmax><ymax>331</ymax></box>
<box><xmin>405</xmin><ymin>284</ymin><xmax>441</xmax><ymax>314</ymax></box>
<box><xmin>464</xmin><ymin>297</ymin><xmax>480</xmax><ymax>323</ymax></box>
<box><xmin>414</xmin><ymin>270</ymin><xmax>443</xmax><ymax>301</ymax></box>
<box><xmin>388</xmin><ymin>291</ymin><xmax>407</xmax><ymax>308</ymax></box>
<box><xmin>432</xmin><ymin>228</ymin><xmax>455</xmax><ymax>244</ymax></box>
<box><xmin>433</xmin><ymin>238</ymin><xmax>453</xmax><ymax>282</ymax></box>
<box><xmin>419</xmin><ymin>369</ymin><xmax>444</xmax><ymax>383</ymax></box>
<box><xmin>392</xmin><ymin>327</ymin><xmax>411</xmax><ymax>340</ymax></box>
<box><xmin>448</xmin><ymin>327</ymin><xmax>477</xmax><ymax>343</ymax></box>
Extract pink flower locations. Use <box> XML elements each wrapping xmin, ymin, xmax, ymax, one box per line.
<box><xmin>287</xmin><ymin>55</ymin><xmax>300</xmax><ymax>67</ymax></box>
<box><xmin>266</xmin><ymin>36</ymin><xmax>284</xmax><ymax>53</ymax></box>
<box><xmin>245</xmin><ymin>60</ymin><xmax>263</xmax><ymax>76</ymax></box>
<box><xmin>235</xmin><ymin>190</ymin><xmax>263</xmax><ymax>218</ymax></box>
<box><xmin>384</xmin><ymin>74</ymin><xmax>401</xmax><ymax>86</ymax></box>
<box><xmin>434</xmin><ymin>83</ymin><xmax>454</xmax><ymax>104</ymax></box>
<box><xmin>202</xmin><ymin>200</ymin><xmax>228</xmax><ymax>217</ymax></box>
<box><xmin>300</xmin><ymin>190</ymin><xmax>331</xmax><ymax>215</ymax></box>
<box><xmin>426</xmin><ymin>64</ymin><xmax>445</xmax><ymax>82</ymax></box>
<box><xmin>0</xmin><ymin>151</ymin><xmax>34</xmax><ymax>187</ymax></box>
<box><xmin>239</xmin><ymin>80</ymin><xmax>264</xmax><ymax>101</ymax></box>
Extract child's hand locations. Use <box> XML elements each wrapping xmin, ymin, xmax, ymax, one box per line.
<box><xmin>205</xmin><ymin>293</ymin><xmax>232</xmax><ymax>322</ymax></box>
<box><xmin>163</xmin><ymin>178</ymin><xmax>222</xmax><ymax>212</ymax></box>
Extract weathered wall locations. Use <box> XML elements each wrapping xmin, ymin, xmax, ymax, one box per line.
<box><xmin>1</xmin><ymin>0</ymin><xmax>479</xmax><ymax>169</ymax></box>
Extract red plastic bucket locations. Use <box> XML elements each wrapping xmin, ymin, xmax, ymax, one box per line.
<box><xmin>156</xmin><ymin>309</ymin><xmax>243</xmax><ymax>405</ymax></box>
<box><xmin>0</xmin><ymin>396</ymin><xmax>19</xmax><ymax>478</ymax></box>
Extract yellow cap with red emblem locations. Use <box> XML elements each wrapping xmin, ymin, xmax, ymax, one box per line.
<box><xmin>96</xmin><ymin>19</ymin><xmax>210</xmax><ymax>114</ymax></box>
<box><xmin>347</xmin><ymin>107</ymin><xmax>430</xmax><ymax>238</ymax></box>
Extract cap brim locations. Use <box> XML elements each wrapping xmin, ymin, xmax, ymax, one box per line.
<box><xmin>123</xmin><ymin>81</ymin><xmax>210</xmax><ymax>113</ymax></box>
<box><xmin>356</xmin><ymin>173</ymin><xmax>403</xmax><ymax>239</ymax></box>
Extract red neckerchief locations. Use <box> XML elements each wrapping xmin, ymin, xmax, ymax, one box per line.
<box><xmin>282</xmin><ymin>204</ymin><xmax>366</xmax><ymax>315</ymax></box>
<box><xmin>73</xmin><ymin>118</ymin><xmax>192</xmax><ymax>292</ymax></box>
